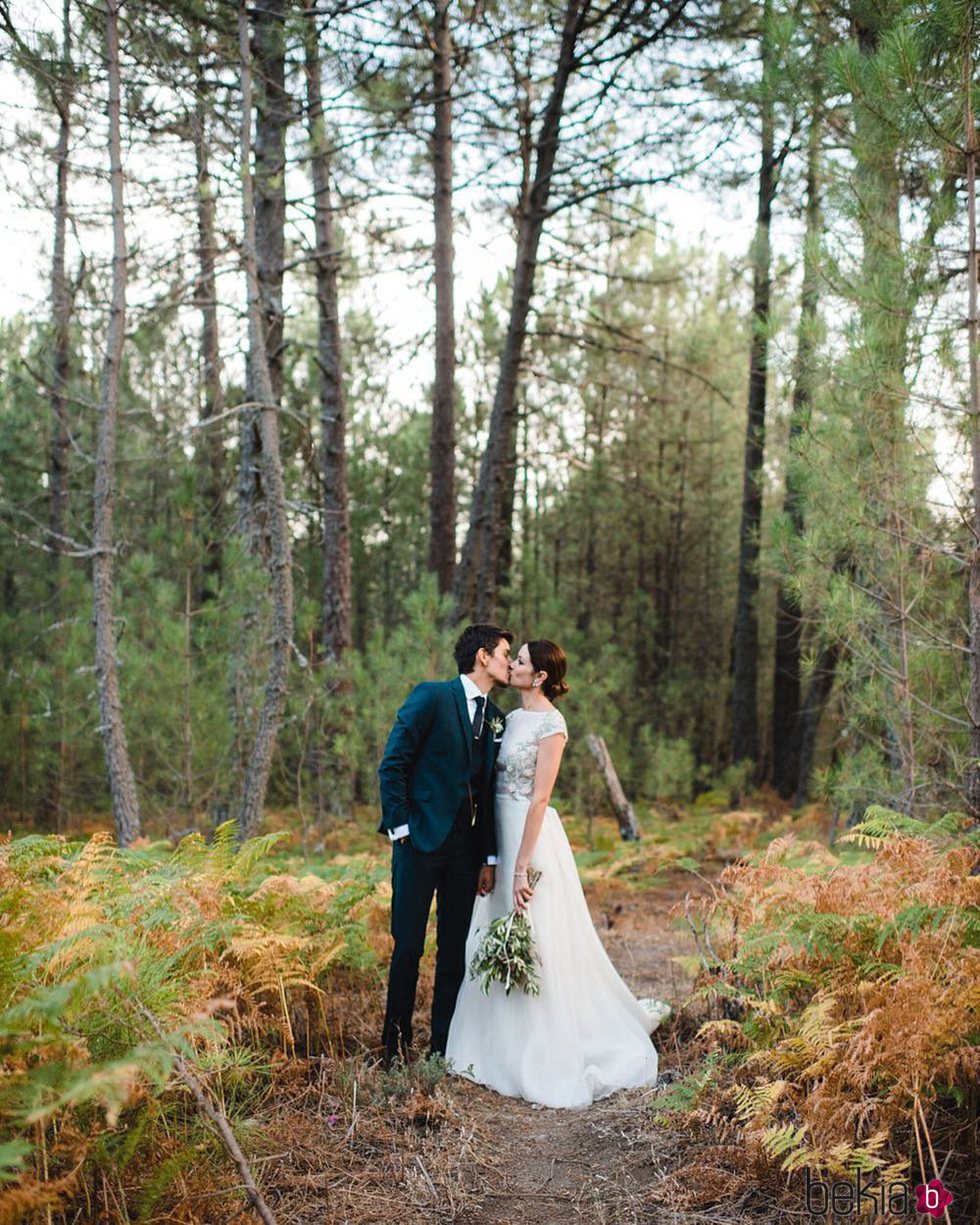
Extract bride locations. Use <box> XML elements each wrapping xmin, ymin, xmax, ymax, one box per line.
<box><xmin>446</xmin><ymin>639</ymin><xmax>659</xmax><ymax>1108</ymax></box>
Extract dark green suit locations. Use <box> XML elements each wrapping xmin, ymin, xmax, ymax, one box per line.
<box><xmin>378</xmin><ymin>677</ymin><xmax>503</xmax><ymax>1059</ymax></box>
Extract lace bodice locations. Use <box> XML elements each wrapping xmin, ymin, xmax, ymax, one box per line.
<box><xmin>494</xmin><ymin>708</ymin><xmax>568</xmax><ymax>800</ymax></box>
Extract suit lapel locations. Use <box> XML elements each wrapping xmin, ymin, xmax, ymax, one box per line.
<box><xmin>452</xmin><ymin>677</ymin><xmax>473</xmax><ymax>759</ymax></box>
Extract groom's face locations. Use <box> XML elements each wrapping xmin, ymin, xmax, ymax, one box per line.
<box><xmin>481</xmin><ymin>637</ymin><xmax>512</xmax><ymax>688</ymax></box>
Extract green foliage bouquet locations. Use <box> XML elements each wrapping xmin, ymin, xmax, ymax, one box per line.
<box><xmin>469</xmin><ymin>868</ymin><xmax>542</xmax><ymax>996</ymax></box>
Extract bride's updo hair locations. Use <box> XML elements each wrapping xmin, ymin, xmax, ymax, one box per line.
<box><xmin>527</xmin><ymin>639</ymin><xmax>569</xmax><ymax>701</ymax></box>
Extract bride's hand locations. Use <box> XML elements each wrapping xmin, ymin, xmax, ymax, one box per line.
<box><xmin>513</xmin><ymin>870</ymin><xmax>534</xmax><ymax>912</ymax></box>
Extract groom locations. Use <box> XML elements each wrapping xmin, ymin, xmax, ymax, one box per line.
<box><xmin>378</xmin><ymin>623</ymin><xmax>512</xmax><ymax>1064</ymax></box>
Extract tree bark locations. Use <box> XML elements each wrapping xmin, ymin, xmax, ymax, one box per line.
<box><xmin>793</xmin><ymin>640</ymin><xmax>840</xmax><ymax>806</ymax></box>
<box><xmin>38</xmin><ymin>0</ymin><xmax>73</xmax><ymax>829</ymax></box>
<box><xmin>304</xmin><ymin>2</ymin><xmax>351</xmax><ymax>664</ymax></box>
<box><xmin>453</xmin><ymin>0</ymin><xmax>587</xmax><ymax>622</ymax></box>
<box><xmin>792</xmin><ymin>552</ymin><xmax>855</xmax><ymax>805</ymax></box>
<box><xmin>577</xmin><ymin>370</ymin><xmax>608</xmax><ymax>637</ymax></box>
<box><xmin>730</xmin><ymin>0</ymin><xmax>777</xmax><ymax>769</ymax></box>
<box><xmin>236</xmin><ymin>1</ymin><xmax>295</xmax><ymax>840</ymax></box>
<box><xmin>305</xmin><ymin>0</ymin><xmax>353</xmax><ymax>822</ymax></box>
<box><xmin>94</xmin><ymin>0</ymin><xmax>141</xmax><ymax>846</ymax></box>
<box><xmin>772</xmin><ymin>97</ymin><xmax>822</xmax><ymax>799</ymax></box>
<box><xmin>182</xmin><ymin>559</ymin><xmax>194</xmax><ymax>813</ymax></box>
<box><xmin>238</xmin><ymin>0</ymin><xmax>287</xmax><ymax>556</ymax></box>
<box><xmin>253</xmin><ymin>0</ymin><xmax>287</xmax><ymax>405</ymax></box>
<box><xmin>49</xmin><ymin>0</ymin><xmax>72</xmax><ymax>578</ymax></box>
<box><xmin>428</xmin><ymin>0</ymin><xmax>457</xmax><ymax>596</ymax></box>
<box><xmin>192</xmin><ymin>38</ymin><xmax>225</xmax><ymax>599</ymax></box>
<box><xmin>964</xmin><ymin>45</ymin><xmax>980</xmax><ymax>816</ymax></box>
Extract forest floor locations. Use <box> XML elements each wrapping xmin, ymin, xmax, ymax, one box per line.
<box><xmin>10</xmin><ymin>803</ymin><xmax>973</xmax><ymax>1224</ymax></box>
<box><xmin>245</xmin><ymin>865</ymin><xmax>789</xmax><ymax>1225</ymax></box>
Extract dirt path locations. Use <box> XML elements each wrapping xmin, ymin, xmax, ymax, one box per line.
<box><xmin>442</xmin><ymin>874</ymin><xmax>703</xmax><ymax>1225</ymax></box>
<box><xmin>259</xmin><ymin>871</ymin><xmax>709</xmax><ymax>1225</ymax></box>
<box><xmin>450</xmin><ymin>1084</ymin><xmax>664</xmax><ymax>1224</ymax></box>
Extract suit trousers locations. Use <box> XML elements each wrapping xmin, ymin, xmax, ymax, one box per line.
<box><xmin>382</xmin><ymin>810</ymin><xmax>481</xmax><ymax>1059</ymax></box>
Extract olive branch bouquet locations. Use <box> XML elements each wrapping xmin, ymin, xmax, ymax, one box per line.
<box><xmin>469</xmin><ymin>868</ymin><xmax>542</xmax><ymax>996</ymax></box>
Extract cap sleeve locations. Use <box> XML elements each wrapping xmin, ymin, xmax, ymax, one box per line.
<box><xmin>536</xmin><ymin>710</ymin><xmax>568</xmax><ymax>742</ymax></box>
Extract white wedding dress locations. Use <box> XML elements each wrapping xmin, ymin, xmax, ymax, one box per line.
<box><xmin>445</xmin><ymin>708</ymin><xmax>658</xmax><ymax>1108</ymax></box>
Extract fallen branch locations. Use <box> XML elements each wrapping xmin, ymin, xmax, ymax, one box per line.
<box><xmin>585</xmin><ymin>733</ymin><xmax>641</xmax><ymax>840</ymax></box>
<box><xmin>133</xmin><ymin>1001</ymin><xmax>278</xmax><ymax>1225</ymax></box>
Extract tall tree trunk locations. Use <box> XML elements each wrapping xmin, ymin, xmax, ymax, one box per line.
<box><xmin>793</xmin><ymin>639</ymin><xmax>841</xmax><ymax>806</ymax></box>
<box><xmin>964</xmin><ymin>43</ymin><xmax>980</xmax><ymax>816</ymax></box>
<box><xmin>519</xmin><ymin>408</ymin><xmax>532</xmax><ymax>626</ymax></box>
<box><xmin>237</xmin><ymin>1</ymin><xmax>295</xmax><ymax>840</ymax></box>
<box><xmin>39</xmin><ymin>0</ymin><xmax>73</xmax><ymax>830</ymax></box>
<box><xmin>192</xmin><ymin>40</ymin><xmax>224</xmax><ymax>600</ymax></box>
<box><xmin>49</xmin><ymin>0</ymin><xmax>72</xmax><ymax>576</ymax></box>
<box><xmin>305</xmin><ymin>0</ymin><xmax>352</xmax><ymax>821</ymax></box>
<box><xmin>730</xmin><ymin>0</ymin><xmax>777</xmax><ymax>768</ymax></box>
<box><xmin>428</xmin><ymin>0</ymin><xmax>457</xmax><ymax>596</ymax></box>
<box><xmin>772</xmin><ymin>98</ymin><xmax>822</xmax><ymax>798</ymax></box>
<box><xmin>304</xmin><ymin>3</ymin><xmax>351</xmax><ymax>663</ymax></box>
<box><xmin>254</xmin><ymin>0</ymin><xmax>287</xmax><ymax>404</ymax></box>
<box><xmin>94</xmin><ymin>0</ymin><xmax>141</xmax><ymax>847</ymax></box>
<box><xmin>238</xmin><ymin>0</ymin><xmax>287</xmax><ymax>555</ymax></box>
<box><xmin>182</xmin><ymin>558</ymin><xmax>194</xmax><ymax>814</ymax></box>
<box><xmin>453</xmin><ymin>0</ymin><xmax>587</xmax><ymax>622</ymax></box>
<box><xmin>496</xmin><ymin>402</ymin><xmax>520</xmax><ymax>611</ymax></box>
<box><xmin>577</xmin><ymin>380</ymin><xmax>608</xmax><ymax>637</ymax></box>
<box><xmin>663</xmin><ymin>398</ymin><xmax>691</xmax><ymax>693</ymax></box>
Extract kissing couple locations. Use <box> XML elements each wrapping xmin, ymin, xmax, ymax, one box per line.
<box><xmin>378</xmin><ymin>624</ymin><xmax>659</xmax><ymax>1109</ymax></box>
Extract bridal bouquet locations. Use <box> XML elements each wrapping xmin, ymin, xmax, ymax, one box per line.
<box><xmin>469</xmin><ymin>868</ymin><xmax>542</xmax><ymax>996</ymax></box>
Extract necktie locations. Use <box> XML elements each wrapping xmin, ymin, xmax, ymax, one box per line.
<box><xmin>472</xmin><ymin>695</ymin><xmax>485</xmax><ymax>739</ymax></box>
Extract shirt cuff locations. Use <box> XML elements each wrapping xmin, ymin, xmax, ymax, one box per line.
<box><xmin>485</xmin><ymin>855</ymin><xmax>498</xmax><ymax>866</ymax></box>
<box><xmin>388</xmin><ymin>825</ymin><xmax>410</xmax><ymax>842</ymax></box>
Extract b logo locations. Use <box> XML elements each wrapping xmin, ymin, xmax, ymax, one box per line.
<box><xmin>914</xmin><ymin>1179</ymin><xmax>953</xmax><ymax>1220</ymax></box>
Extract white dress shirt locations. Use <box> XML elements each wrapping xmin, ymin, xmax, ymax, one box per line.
<box><xmin>389</xmin><ymin>675</ymin><xmax>497</xmax><ymax>864</ymax></box>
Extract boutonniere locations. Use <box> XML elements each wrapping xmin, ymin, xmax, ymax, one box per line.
<box><xmin>489</xmin><ymin>716</ymin><xmax>504</xmax><ymax>740</ymax></box>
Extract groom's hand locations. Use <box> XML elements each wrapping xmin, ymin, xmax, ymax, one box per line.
<box><xmin>477</xmin><ymin>865</ymin><xmax>495</xmax><ymax>896</ymax></box>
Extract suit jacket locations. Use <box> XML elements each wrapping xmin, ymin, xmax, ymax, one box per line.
<box><xmin>377</xmin><ymin>677</ymin><xmax>503</xmax><ymax>858</ymax></box>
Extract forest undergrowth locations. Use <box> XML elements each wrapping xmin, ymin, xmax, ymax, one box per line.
<box><xmin>656</xmin><ymin>808</ymin><xmax>980</xmax><ymax>1219</ymax></box>
<box><xmin>0</xmin><ymin>801</ymin><xmax>976</xmax><ymax>1223</ymax></box>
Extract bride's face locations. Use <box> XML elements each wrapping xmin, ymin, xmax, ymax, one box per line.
<box><xmin>509</xmin><ymin>643</ymin><xmax>544</xmax><ymax>691</ymax></box>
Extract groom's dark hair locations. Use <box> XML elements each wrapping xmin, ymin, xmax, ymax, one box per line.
<box><xmin>454</xmin><ymin>624</ymin><xmax>513</xmax><ymax>674</ymax></box>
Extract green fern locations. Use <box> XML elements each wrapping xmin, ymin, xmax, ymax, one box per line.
<box><xmin>648</xmin><ymin>1062</ymin><xmax>720</xmax><ymax>1118</ymax></box>
<box><xmin>0</xmin><ymin>827</ymin><xmax>379</xmax><ymax>1215</ymax></box>
<box><xmin>839</xmin><ymin>805</ymin><xmax>969</xmax><ymax>848</ymax></box>
<box><xmin>731</xmin><ymin>1080</ymin><xmax>788</xmax><ymax>1124</ymax></box>
<box><xmin>760</xmin><ymin>1121</ymin><xmax>809</xmax><ymax>1166</ymax></box>
<box><xmin>135</xmin><ymin>1148</ymin><xmax>199</xmax><ymax>1224</ymax></box>
<box><xmin>879</xmin><ymin>903</ymin><xmax>951</xmax><ymax>945</ymax></box>
<box><xmin>678</xmin><ymin>808</ymin><xmax>978</xmax><ymax>1184</ymax></box>
<box><xmin>0</xmin><ymin>1140</ymin><xmax>31</xmax><ymax>1185</ymax></box>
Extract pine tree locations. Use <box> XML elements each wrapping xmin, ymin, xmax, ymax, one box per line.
<box><xmin>236</xmin><ymin>0</ymin><xmax>295</xmax><ymax>839</ymax></box>
<box><xmin>93</xmin><ymin>0</ymin><xmax>141</xmax><ymax>845</ymax></box>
